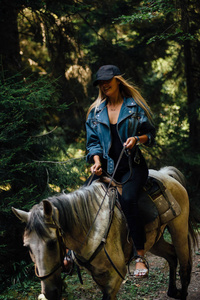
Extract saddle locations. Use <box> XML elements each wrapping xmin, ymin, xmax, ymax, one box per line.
<box><xmin>100</xmin><ymin>174</ymin><xmax>181</xmax><ymax>231</ymax></box>
<box><xmin>137</xmin><ymin>175</ymin><xmax>181</xmax><ymax>227</ymax></box>
<box><xmin>109</xmin><ymin>175</ymin><xmax>181</xmax><ymax>232</ymax></box>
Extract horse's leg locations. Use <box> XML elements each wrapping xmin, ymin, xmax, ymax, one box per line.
<box><xmin>160</xmin><ymin>169</ymin><xmax>192</xmax><ymax>299</ymax></box>
<box><xmin>92</xmin><ymin>266</ymin><xmax>125</xmax><ymax>300</ymax></box>
<box><xmin>90</xmin><ymin>244</ymin><xmax>127</xmax><ymax>300</ymax></box>
<box><xmin>150</xmin><ymin>235</ymin><xmax>181</xmax><ymax>299</ymax></box>
<box><xmin>178</xmin><ymin>237</ymin><xmax>192</xmax><ymax>300</ymax></box>
<box><xmin>168</xmin><ymin>220</ymin><xmax>192</xmax><ymax>300</ymax></box>
<box><xmin>92</xmin><ymin>271</ymin><xmax>122</xmax><ymax>300</ymax></box>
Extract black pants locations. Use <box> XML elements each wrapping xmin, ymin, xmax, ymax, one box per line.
<box><xmin>115</xmin><ymin>155</ymin><xmax>148</xmax><ymax>250</ymax></box>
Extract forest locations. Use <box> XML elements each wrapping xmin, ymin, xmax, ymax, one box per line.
<box><xmin>0</xmin><ymin>0</ymin><xmax>200</xmax><ymax>299</ymax></box>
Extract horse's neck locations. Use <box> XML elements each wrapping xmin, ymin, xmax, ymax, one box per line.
<box><xmin>63</xmin><ymin>231</ymin><xmax>85</xmax><ymax>253</ymax></box>
<box><xmin>63</xmin><ymin>186</ymin><xmax>112</xmax><ymax>259</ymax></box>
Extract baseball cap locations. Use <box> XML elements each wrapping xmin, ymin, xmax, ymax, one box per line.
<box><xmin>93</xmin><ymin>65</ymin><xmax>121</xmax><ymax>86</ymax></box>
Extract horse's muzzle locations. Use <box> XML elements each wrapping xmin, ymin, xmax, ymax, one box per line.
<box><xmin>44</xmin><ymin>288</ymin><xmax>61</xmax><ymax>300</ymax></box>
<box><xmin>41</xmin><ymin>277</ymin><xmax>62</xmax><ymax>300</ymax></box>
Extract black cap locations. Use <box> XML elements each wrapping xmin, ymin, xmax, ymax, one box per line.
<box><xmin>93</xmin><ymin>65</ymin><xmax>121</xmax><ymax>86</ymax></box>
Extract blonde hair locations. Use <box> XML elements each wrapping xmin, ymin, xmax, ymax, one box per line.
<box><xmin>86</xmin><ymin>75</ymin><xmax>153</xmax><ymax>121</ymax></box>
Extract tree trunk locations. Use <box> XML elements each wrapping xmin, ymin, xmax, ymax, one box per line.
<box><xmin>181</xmin><ymin>0</ymin><xmax>200</xmax><ymax>150</ymax></box>
<box><xmin>0</xmin><ymin>1</ymin><xmax>21</xmax><ymax>78</ymax></box>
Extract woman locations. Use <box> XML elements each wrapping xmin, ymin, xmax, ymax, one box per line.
<box><xmin>86</xmin><ymin>65</ymin><xmax>156</xmax><ymax>278</ymax></box>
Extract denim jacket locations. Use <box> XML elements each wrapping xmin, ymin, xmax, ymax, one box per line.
<box><xmin>86</xmin><ymin>97</ymin><xmax>156</xmax><ymax>174</ymax></box>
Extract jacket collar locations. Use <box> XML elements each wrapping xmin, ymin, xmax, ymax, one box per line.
<box><xmin>96</xmin><ymin>101</ymin><xmax>109</xmax><ymax>125</ymax></box>
<box><xmin>96</xmin><ymin>99</ymin><xmax>107</xmax><ymax>113</ymax></box>
<box><xmin>96</xmin><ymin>97</ymin><xmax>136</xmax><ymax>111</ymax></box>
<box><xmin>95</xmin><ymin>97</ymin><xmax>137</xmax><ymax>125</ymax></box>
<box><xmin>118</xmin><ymin>97</ymin><xmax>137</xmax><ymax>124</ymax></box>
<box><xmin>123</xmin><ymin>97</ymin><xmax>137</xmax><ymax>107</ymax></box>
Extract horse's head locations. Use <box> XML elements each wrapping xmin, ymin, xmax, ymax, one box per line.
<box><xmin>12</xmin><ymin>200</ymin><xmax>64</xmax><ymax>300</ymax></box>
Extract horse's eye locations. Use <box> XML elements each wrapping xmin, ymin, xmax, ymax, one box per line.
<box><xmin>47</xmin><ymin>239</ymin><xmax>57</xmax><ymax>250</ymax></box>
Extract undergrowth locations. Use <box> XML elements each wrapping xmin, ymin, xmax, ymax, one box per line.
<box><xmin>0</xmin><ymin>261</ymin><xmax>169</xmax><ymax>300</ymax></box>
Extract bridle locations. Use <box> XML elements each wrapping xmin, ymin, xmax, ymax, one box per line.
<box><xmin>34</xmin><ymin>217</ymin><xmax>67</xmax><ymax>281</ymax></box>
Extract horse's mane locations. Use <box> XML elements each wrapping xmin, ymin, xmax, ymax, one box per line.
<box><xmin>25</xmin><ymin>182</ymin><xmax>105</xmax><ymax>239</ymax></box>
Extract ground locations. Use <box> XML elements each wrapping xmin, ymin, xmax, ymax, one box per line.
<box><xmin>142</xmin><ymin>244</ymin><xmax>200</xmax><ymax>300</ymax></box>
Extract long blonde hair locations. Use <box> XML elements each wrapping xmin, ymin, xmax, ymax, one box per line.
<box><xmin>86</xmin><ymin>75</ymin><xmax>153</xmax><ymax>121</ymax></box>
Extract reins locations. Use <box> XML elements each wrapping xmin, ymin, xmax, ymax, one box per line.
<box><xmin>74</xmin><ymin>145</ymin><xmax>134</xmax><ymax>281</ymax></box>
<box><xmin>83</xmin><ymin>145</ymin><xmax>129</xmax><ymax>245</ymax></box>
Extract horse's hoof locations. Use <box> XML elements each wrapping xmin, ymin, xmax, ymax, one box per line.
<box><xmin>167</xmin><ymin>288</ymin><xmax>181</xmax><ymax>299</ymax></box>
<box><xmin>167</xmin><ymin>288</ymin><xmax>188</xmax><ymax>299</ymax></box>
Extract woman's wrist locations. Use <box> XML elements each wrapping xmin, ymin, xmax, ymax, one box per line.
<box><xmin>134</xmin><ymin>136</ymin><xmax>140</xmax><ymax>145</ymax></box>
<box><xmin>93</xmin><ymin>155</ymin><xmax>101</xmax><ymax>164</ymax></box>
<box><xmin>134</xmin><ymin>135</ymin><xmax>148</xmax><ymax>145</ymax></box>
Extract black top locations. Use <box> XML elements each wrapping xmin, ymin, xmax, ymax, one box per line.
<box><xmin>108</xmin><ymin>123</ymin><xmax>130</xmax><ymax>174</ymax></box>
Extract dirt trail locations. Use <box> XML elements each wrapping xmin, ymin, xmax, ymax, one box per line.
<box><xmin>146</xmin><ymin>235</ymin><xmax>200</xmax><ymax>299</ymax></box>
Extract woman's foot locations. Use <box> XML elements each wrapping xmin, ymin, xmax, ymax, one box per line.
<box><xmin>134</xmin><ymin>257</ymin><xmax>149</xmax><ymax>278</ymax></box>
<box><xmin>134</xmin><ymin>249</ymin><xmax>149</xmax><ymax>278</ymax></box>
<box><xmin>63</xmin><ymin>249</ymin><xmax>74</xmax><ymax>275</ymax></box>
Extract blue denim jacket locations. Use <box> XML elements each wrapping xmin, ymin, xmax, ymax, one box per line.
<box><xmin>86</xmin><ymin>97</ymin><xmax>155</xmax><ymax>174</ymax></box>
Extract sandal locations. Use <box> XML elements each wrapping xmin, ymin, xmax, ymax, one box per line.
<box><xmin>63</xmin><ymin>249</ymin><xmax>74</xmax><ymax>275</ymax></box>
<box><xmin>134</xmin><ymin>257</ymin><xmax>149</xmax><ymax>278</ymax></box>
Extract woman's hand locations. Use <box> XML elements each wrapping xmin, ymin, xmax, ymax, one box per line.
<box><xmin>90</xmin><ymin>155</ymin><xmax>102</xmax><ymax>175</ymax></box>
<box><xmin>124</xmin><ymin>137</ymin><xmax>137</xmax><ymax>149</ymax></box>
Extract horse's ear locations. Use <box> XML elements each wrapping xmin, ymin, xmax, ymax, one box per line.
<box><xmin>12</xmin><ymin>207</ymin><xmax>30</xmax><ymax>223</ymax></box>
<box><xmin>43</xmin><ymin>200</ymin><xmax>59</xmax><ymax>223</ymax></box>
<box><xmin>43</xmin><ymin>200</ymin><xmax>53</xmax><ymax>218</ymax></box>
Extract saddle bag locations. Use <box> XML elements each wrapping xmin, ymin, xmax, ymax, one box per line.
<box><xmin>143</xmin><ymin>176</ymin><xmax>181</xmax><ymax>225</ymax></box>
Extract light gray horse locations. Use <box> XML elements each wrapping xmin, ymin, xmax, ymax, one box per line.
<box><xmin>13</xmin><ymin>167</ymin><xmax>198</xmax><ymax>300</ymax></box>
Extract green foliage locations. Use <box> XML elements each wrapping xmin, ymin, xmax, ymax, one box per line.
<box><xmin>0</xmin><ymin>266</ymin><xmax>168</xmax><ymax>299</ymax></box>
<box><xmin>0</xmin><ymin>273</ymin><xmax>41</xmax><ymax>299</ymax></box>
<box><xmin>0</xmin><ymin>73</ymin><xmax>86</xmax><ymax>291</ymax></box>
<box><xmin>117</xmin><ymin>0</ymin><xmax>199</xmax><ymax>46</ymax></box>
<box><xmin>0</xmin><ymin>74</ymin><xmax>65</xmax><ymax>208</ymax></box>
<box><xmin>119</xmin><ymin>0</ymin><xmax>176</xmax><ymax>24</ymax></box>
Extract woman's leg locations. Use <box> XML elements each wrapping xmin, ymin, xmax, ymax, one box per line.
<box><xmin>118</xmin><ymin>158</ymin><xmax>148</xmax><ymax>276</ymax></box>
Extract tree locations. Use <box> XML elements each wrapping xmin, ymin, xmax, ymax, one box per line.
<box><xmin>0</xmin><ymin>0</ymin><xmax>22</xmax><ymax>76</ymax></box>
<box><xmin>0</xmin><ymin>74</ymin><xmax>69</xmax><ymax>290</ymax></box>
<box><xmin>118</xmin><ymin>0</ymin><xmax>200</xmax><ymax>151</ymax></box>
<box><xmin>180</xmin><ymin>0</ymin><xmax>200</xmax><ymax>149</ymax></box>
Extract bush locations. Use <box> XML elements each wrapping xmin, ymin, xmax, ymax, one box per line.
<box><xmin>0</xmin><ymin>73</ymin><xmax>79</xmax><ymax>291</ymax></box>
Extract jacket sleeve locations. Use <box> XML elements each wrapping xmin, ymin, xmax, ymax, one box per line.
<box><xmin>85</xmin><ymin>112</ymin><xmax>103</xmax><ymax>163</ymax></box>
<box><xmin>137</xmin><ymin>109</ymin><xmax>156</xmax><ymax>147</ymax></box>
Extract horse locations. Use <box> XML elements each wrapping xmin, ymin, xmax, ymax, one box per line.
<box><xmin>12</xmin><ymin>166</ymin><xmax>198</xmax><ymax>300</ymax></box>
